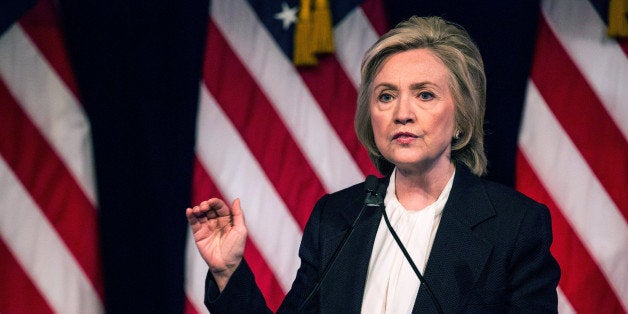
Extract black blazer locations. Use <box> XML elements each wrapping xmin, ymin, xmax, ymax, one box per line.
<box><xmin>205</xmin><ymin>166</ymin><xmax>560</xmax><ymax>313</ymax></box>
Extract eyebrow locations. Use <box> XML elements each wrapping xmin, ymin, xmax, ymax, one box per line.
<box><xmin>373</xmin><ymin>83</ymin><xmax>397</xmax><ymax>90</ymax></box>
<box><xmin>410</xmin><ymin>82</ymin><xmax>434</xmax><ymax>90</ymax></box>
<box><xmin>373</xmin><ymin>82</ymin><xmax>438</xmax><ymax>90</ymax></box>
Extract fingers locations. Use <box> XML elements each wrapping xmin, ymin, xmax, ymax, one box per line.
<box><xmin>206</xmin><ymin>198</ymin><xmax>231</xmax><ymax>218</ymax></box>
<box><xmin>186</xmin><ymin>198</ymin><xmax>215</xmax><ymax>223</ymax></box>
<box><xmin>186</xmin><ymin>197</ymin><xmax>237</xmax><ymax>222</ymax></box>
<box><xmin>185</xmin><ymin>206</ymin><xmax>197</xmax><ymax>223</ymax></box>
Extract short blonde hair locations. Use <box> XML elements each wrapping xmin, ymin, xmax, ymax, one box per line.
<box><xmin>355</xmin><ymin>16</ymin><xmax>487</xmax><ymax>176</ymax></box>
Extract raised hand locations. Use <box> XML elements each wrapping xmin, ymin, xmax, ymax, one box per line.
<box><xmin>186</xmin><ymin>198</ymin><xmax>247</xmax><ymax>291</ymax></box>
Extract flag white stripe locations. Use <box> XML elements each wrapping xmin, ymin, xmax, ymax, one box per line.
<box><xmin>520</xmin><ymin>80</ymin><xmax>628</xmax><ymax>309</ymax></box>
<box><xmin>184</xmin><ymin>229</ymin><xmax>210</xmax><ymax>314</ymax></box>
<box><xmin>210</xmin><ymin>0</ymin><xmax>364</xmax><ymax>193</ymax></box>
<box><xmin>334</xmin><ymin>7</ymin><xmax>380</xmax><ymax>88</ymax></box>
<box><xmin>196</xmin><ymin>85</ymin><xmax>302</xmax><ymax>291</ymax></box>
<box><xmin>557</xmin><ymin>287</ymin><xmax>576</xmax><ymax>314</ymax></box>
<box><xmin>0</xmin><ymin>157</ymin><xmax>103</xmax><ymax>314</ymax></box>
<box><xmin>542</xmin><ymin>0</ymin><xmax>628</xmax><ymax>141</ymax></box>
<box><xmin>0</xmin><ymin>24</ymin><xmax>97</xmax><ymax>205</ymax></box>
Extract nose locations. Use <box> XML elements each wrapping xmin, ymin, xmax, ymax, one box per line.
<box><xmin>394</xmin><ymin>95</ymin><xmax>414</xmax><ymax>125</ymax></box>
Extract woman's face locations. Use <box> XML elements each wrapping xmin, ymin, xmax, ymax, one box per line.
<box><xmin>370</xmin><ymin>48</ymin><xmax>456</xmax><ymax>173</ymax></box>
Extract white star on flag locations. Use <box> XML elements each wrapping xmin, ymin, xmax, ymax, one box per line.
<box><xmin>274</xmin><ymin>2</ymin><xmax>298</xmax><ymax>30</ymax></box>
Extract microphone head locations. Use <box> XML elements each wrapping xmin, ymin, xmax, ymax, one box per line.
<box><xmin>364</xmin><ymin>175</ymin><xmax>384</xmax><ymax>207</ymax></box>
<box><xmin>364</xmin><ymin>175</ymin><xmax>378</xmax><ymax>193</ymax></box>
<box><xmin>375</xmin><ymin>183</ymin><xmax>387</xmax><ymax>197</ymax></box>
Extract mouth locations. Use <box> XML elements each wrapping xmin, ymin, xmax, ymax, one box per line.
<box><xmin>392</xmin><ymin>132</ymin><xmax>419</xmax><ymax>144</ymax></box>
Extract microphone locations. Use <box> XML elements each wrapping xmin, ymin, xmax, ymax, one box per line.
<box><xmin>375</xmin><ymin>184</ymin><xmax>444</xmax><ymax>314</ymax></box>
<box><xmin>297</xmin><ymin>175</ymin><xmax>381</xmax><ymax>311</ymax></box>
<box><xmin>364</xmin><ymin>176</ymin><xmax>385</xmax><ymax>207</ymax></box>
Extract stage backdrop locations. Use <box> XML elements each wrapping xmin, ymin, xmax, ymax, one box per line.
<box><xmin>1</xmin><ymin>0</ymin><xmax>626</xmax><ymax>313</ymax></box>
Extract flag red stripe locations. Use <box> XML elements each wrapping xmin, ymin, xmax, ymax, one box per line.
<box><xmin>531</xmin><ymin>17</ymin><xmax>628</xmax><ymax>219</ymax></box>
<box><xmin>184</xmin><ymin>296</ymin><xmax>201</xmax><ymax>314</ymax></box>
<box><xmin>0</xmin><ymin>81</ymin><xmax>102</xmax><ymax>297</ymax></box>
<box><xmin>360</xmin><ymin>0</ymin><xmax>389</xmax><ymax>35</ymax></box>
<box><xmin>18</xmin><ymin>0</ymin><xmax>80</xmax><ymax>97</ymax></box>
<box><xmin>297</xmin><ymin>56</ymin><xmax>378</xmax><ymax>176</ymax></box>
<box><xmin>516</xmin><ymin>150</ymin><xmax>624</xmax><ymax>313</ymax></box>
<box><xmin>192</xmin><ymin>159</ymin><xmax>286</xmax><ymax>311</ymax></box>
<box><xmin>203</xmin><ymin>21</ymin><xmax>327</xmax><ymax>228</ymax></box>
<box><xmin>0</xmin><ymin>239</ymin><xmax>54</xmax><ymax>313</ymax></box>
<box><xmin>619</xmin><ymin>39</ymin><xmax>628</xmax><ymax>58</ymax></box>
<box><xmin>184</xmin><ymin>297</ymin><xmax>201</xmax><ymax>314</ymax></box>
<box><xmin>244</xmin><ymin>237</ymin><xmax>286</xmax><ymax>312</ymax></box>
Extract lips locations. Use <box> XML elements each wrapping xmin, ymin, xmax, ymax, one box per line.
<box><xmin>392</xmin><ymin>132</ymin><xmax>418</xmax><ymax>144</ymax></box>
<box><xmin>392</xmin><ymin>132</ymin><xmax>418</xmax><ymax>139</ymax></box>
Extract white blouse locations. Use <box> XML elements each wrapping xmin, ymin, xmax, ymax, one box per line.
<box><xmin>361</xmin><ymin>168</ymin><xmax>455</xmax><ymax>313</ymax></box>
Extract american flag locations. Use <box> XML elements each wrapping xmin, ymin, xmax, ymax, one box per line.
<box><xmin>1</xmin><ymin>0</ymin><xmax>626</xmax><ymax>313</ymax></box>
<box><xmin>185</xmin><ymin>0</ymin><xmax>627</xmax><ymax>313</ymax></box>
<box><xmin>516</xmin><ymin>0</ymin><xmax>627</xmax><ymax>312</ymax></box>
<box><xmin>184</xmin><ymin>0</ymin><xmax>387</xmax><ymax>312</ymax></box>
<box><xmin>0</xmin><ymin>0</ymin><xmax>103</xmax><ymax>313</ymax></box>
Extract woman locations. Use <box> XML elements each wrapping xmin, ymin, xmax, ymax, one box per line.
<box><xmin>187</xmin><ymin>16</ymin><xmax>560</xmax><ymax>313</ymax></box>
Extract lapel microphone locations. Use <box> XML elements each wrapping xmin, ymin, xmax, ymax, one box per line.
<box><xmin>297</xmin><ymin>175</ymin><xmax>381</xmax><ymax>312</ymax></box>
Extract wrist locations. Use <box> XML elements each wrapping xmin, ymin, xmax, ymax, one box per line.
<box><xmin>210</xmin><ymin>260</ymin><xmax>242</xmax><ymax>292</ymax></box>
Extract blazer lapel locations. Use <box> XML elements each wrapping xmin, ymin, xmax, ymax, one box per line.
<box><xmin>319</xmin><ymin>177</ymin><xmax>388</xmax><ymax>313</ymax></box>
<box><xmin>316</xmin><ymin>170</ymin><xmax>495</xmax><ymax>312</ymax></box>
<box><xmin>413</xmin><ymin>167</ymin><xmax>495</xmax><ymax>313</ymax></box>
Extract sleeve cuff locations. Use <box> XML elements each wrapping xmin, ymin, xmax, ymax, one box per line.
<box><xmin>204</xmin><ymin>259</ymin><xmax>269</xmax><ymax>313</ymax></box>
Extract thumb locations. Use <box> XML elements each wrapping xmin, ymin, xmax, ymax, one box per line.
<box><xmin>231</xmin><ymin>198</ymin><xmax>246</xmax><ymax>228</ymax></box>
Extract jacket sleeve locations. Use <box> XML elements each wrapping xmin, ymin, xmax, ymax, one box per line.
<box><xmin>204</xmin><ymin>259</ymin><xmax>272</xmax><ymax>314</ymax></box>
<box><xmin>507</xmin><ymin>203</ymin><xmax>561</xmax><ymax>313</ymax></box>
<box><xmin>204</xmin><ymin>194</ymin><xmax>330</xmax><ymax>313</ymax></box>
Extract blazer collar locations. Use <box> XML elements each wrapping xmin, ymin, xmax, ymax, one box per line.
<box><xmin>443</xmin><ymin>165</ymin><xmax>495</xmax><ymax>227</ymax></box>
<box><xmin>413</xmin><ymin>166</ymin><xmax>496</xmax><ymax>312</ymax></box>
<box><xmin>340</xmin><ymin>167</ymin><xmax>494</xmax><ymax>227</ymax></box>
<box><xmin>337</xmin><ymin>175</ymin><xmax>391</xmax><ymax>226</ymax></box>
<box><xmin>322</xmin><ymin>167</ymin><xmax>496</xmax><ymax>313</ymax></box>
<box><xmin>320</xmin><ymin>185</ymin><xmax>383</xmax><ymax>313</ymax></box>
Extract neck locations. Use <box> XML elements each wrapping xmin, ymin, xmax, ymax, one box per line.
<box><xmin>394</xmin><ymin>161</ymin><xmax>454</xmax><ymax>211</ymax></box>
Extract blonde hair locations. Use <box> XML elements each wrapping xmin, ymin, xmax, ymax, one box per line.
<box><xmin>355</xmin><ymin>16</ymin><xmax>487</xmax><ymax>176</ymax></box>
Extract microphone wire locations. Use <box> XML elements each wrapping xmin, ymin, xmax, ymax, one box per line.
<box><xmin>380</xmin><ymin>203</ymin><xmax>444</xmax><ymax>314</ymax></box>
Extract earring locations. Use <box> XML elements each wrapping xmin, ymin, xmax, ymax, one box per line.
<box><xmin>454</xmin><ymin>129</ymin><xmax>461</xmax><ymax>140</ymax></box>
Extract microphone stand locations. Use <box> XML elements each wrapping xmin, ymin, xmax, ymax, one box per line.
<box><xmin>297</xmin><ymin>175</ymin><xmax>380</xmax><ymax>312</ymax></box>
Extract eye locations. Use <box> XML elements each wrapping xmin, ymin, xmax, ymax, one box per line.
<box><xmin>418</xmin><ymin>91</ymin><xmax>435</xmax><ymax>101</ymax></box>
<box><xmin>378</xmin><ymin>92</ymin><xmax>394</xmax><ymax>103</ymax></box>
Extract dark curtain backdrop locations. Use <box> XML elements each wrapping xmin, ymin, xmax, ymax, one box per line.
<box><xmin>58</xmin><ymin>0</ymin><xmax>208</xmax><ymax>312</ymax></box>
<box><xmin>2</xmin><ymin>0</ymin><xmax>540</xmax><ymax>312</ymax></box>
